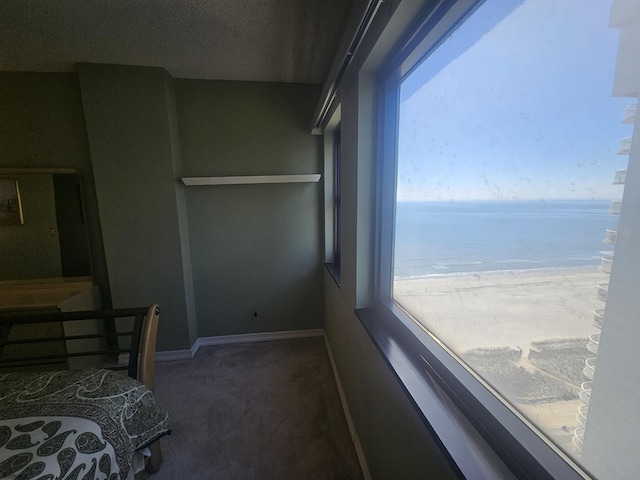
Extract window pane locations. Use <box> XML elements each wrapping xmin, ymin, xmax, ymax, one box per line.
<box><xmin>392</xmin><ymin>0</ymin><xmax>638</xmax><ymax>477</ymax></box>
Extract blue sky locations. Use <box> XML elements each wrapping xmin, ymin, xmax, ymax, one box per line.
<box><xmin>397</xmin><ymin>0</ymin><xmax>634</xmax><ymax>201</ymax></box>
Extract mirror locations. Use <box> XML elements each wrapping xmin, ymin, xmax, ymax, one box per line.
<box><xmin>0</xmin><ymin>169</ymin><xmax>92</xmax><ymax>282</ymax></box>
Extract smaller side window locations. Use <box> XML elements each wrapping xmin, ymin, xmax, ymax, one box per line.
<box><xmin>333</xmin><ymin>124</ymin><xmax>341</xmax><ymax>276</ymax></box>
<box><xmin>325</xmin><ymin>116</ymin><xmax>342</xmax><ymax>286</ymax></box>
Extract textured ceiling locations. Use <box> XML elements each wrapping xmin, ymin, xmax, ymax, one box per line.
<box><xmin>0</xmin><ymin>0</ymin><xmax>355</xmax><ymax>83</ymax></box>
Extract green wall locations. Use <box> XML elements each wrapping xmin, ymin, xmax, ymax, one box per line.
<box><xmin>78</xmin><ymin>64</ymin><xmax>196</xmax><ymax>351</ymax></box>
<box><xmin>164</xmin><ymin>73</ymin><xmax>199</xmax><ymax>347</ymax></box>
<box><xmin>175</xmin><ymin>80</ymin><xmax>324</xmax><ymax>336</ymax></box>
<box><xmin>0</xmin><ymin>70</ymin><xmax>324</xmax><ymax>349</ymax></box>
<box><xmin>0</xmin><ymin>72</ymin><xmax>110</xmax><ymax>302</ymax></box>
<box><xmin>0</xmin><ymin>73</ymin><xmax>92</xmax><ymax>165</ymax></box>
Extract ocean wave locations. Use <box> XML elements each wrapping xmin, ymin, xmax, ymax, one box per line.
<box><xmin>494</xmin><ymin>259</ymin><xmax>541</xmax><ymax>264</ymax></box>
<box><xmin>431</xmin><ymin>265</ymin><xmax>451</xmax><ymax>270</ymax></box>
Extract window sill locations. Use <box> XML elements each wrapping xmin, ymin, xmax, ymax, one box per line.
<box><xmin>355</xmin><ymin>306</ymin><xmax>587</xmax><ymax>480</ymax></box>
<box><xmin>356</xmin><ymin>307</ymin><xmax>515</xmax><ymax>479</ymax></box>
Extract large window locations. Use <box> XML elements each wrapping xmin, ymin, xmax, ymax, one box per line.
<box><xmin>377</xmin><ymin>0</ymin><xmax>639</xmax><ymax>478</ymax></box>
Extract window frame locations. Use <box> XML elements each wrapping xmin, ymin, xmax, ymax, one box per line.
<box><xmin>332</xmin><ymin>124</ymin><xmax>342</xmax><ymax>279</ymax></box>
<box><xmin>365</xmin><ymin>0</ymin><xmax>596</xmax><ymax>478</ymax></box>
<box><xmin>324</xmin><ymin>108</ymin><xmax>342</xmax><ymax>286</ymax></box>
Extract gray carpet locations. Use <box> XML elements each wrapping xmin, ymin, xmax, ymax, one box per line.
<box><xmin>140</xmin><ymin>336</ymin><xmax>363</xmax><ymax>480</ymax></box>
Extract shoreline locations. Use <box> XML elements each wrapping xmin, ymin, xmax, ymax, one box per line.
<box><xmin>394</xmin><ymin>264</ymin><xmax>602</xmax><ymax>282</ymax></box>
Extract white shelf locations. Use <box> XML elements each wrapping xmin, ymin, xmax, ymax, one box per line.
<box><xmin>181</xmin><ymin>174</ymin><xmax>321</xmax><ymax>186</ymax></box>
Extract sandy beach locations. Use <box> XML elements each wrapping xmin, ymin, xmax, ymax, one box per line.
<box><xmin>394</xmin><ymin>267</ymin><xmax>607</xmax><ymax>354</ymax></box>
<box><xmin>394</xmin><ymin>267</ymin><xmax>605</xmax><ymax>455</ymax></box>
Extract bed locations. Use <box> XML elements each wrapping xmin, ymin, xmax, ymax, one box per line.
<box><xmin>0</xmin><ymin>304</ymin><xmax>170</xmax><ymax>480</ymax></box>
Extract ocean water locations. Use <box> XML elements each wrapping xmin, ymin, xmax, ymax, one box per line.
<box><xmin>394</xmin><ymin>200</ymin><xmax>618</xmax><ymax>279</ymax></box>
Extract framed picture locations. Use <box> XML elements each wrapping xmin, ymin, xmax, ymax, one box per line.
<box><xmin>0</xmin><ymin>179</ymin><xmax>24</xmax><ymax>225</ymax></box>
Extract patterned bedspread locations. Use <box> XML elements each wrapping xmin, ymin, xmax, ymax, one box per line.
<box><xmin>0</xmin><ymin>369</ymin><xmax>171</xmax><ymax>480</ymax></box>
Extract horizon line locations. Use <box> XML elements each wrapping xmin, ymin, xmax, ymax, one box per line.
<box><xmin>397</xmin><ymin>198</ymin><xmax>616</xmax><ymax>202</ymax></box>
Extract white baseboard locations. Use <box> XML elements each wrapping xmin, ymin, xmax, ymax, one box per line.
<box><xmin>196</xmin><ymin>329</ymin><xmax>325</xmax><ymax>348</ymax></box>
<box><xmin>147</xmin><ymin>329</ymin><xmax>325</xmax><ymax>363</ymax></box>
<box><xmin>323</xmin><ymin>335</ymin><xmax>372</xmax><ymax>480</ymax></box>
<box><xmin>119</xmin><ymin>338</ymin><xmax>197</xmax><ymax>365</ymax></box>
<box><xmin>155</xmin><ymin>345</ymin><xmax>197</xmax><ymax>362</ymax></box>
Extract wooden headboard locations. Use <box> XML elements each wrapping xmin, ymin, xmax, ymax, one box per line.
<box><xmin>0</xmin><ymin>304</ymin><xmax>160</xmax><ymax>391</ymax></box>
